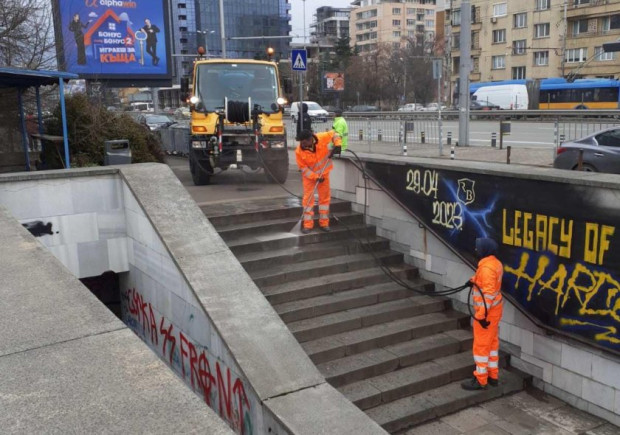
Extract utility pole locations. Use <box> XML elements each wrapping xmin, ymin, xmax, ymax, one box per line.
<box><xmin>218</xmin><ymin>0</ymin><xmax>226</xmax><ymax>58</ymax></box>
<box><xmin>561</xmin><ymin>0</ymin><xmax>567</xmax><ymax>78</ymax></box>
<box><xmin>458</xmin><ymin>0</ymin><xmax>471</xmax><ymax>147</ymax></box>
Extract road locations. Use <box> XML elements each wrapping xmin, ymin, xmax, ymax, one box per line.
<box><xmin>284</xmin><ymin>117</ymin><xmax>620</xmax><ymax>149</ymax></box>
<box><xmin>166</xmin><ymin>153</ymin><xmax>303</xmax><ymax>206</ymax></box>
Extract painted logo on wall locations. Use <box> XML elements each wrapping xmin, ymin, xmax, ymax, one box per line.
<box><xmin>366</xmin><ymin>162</ymin><xmax>620</xmax><ymax>354</ymax></box>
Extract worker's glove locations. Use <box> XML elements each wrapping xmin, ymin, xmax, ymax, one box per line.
<box><xmin>317</xmin><ymin>177</ymin><xmax>325</xmax><ymax>183</ymax></box>
<box><xmin>329</xmin><ymin>147</ymin><xmax>341</xmax><ymax>158</ymax></box>
<box><xmin>479</xmin><ymin>319</ymin><xmax>490</xmax><ymax>329</ymax></box>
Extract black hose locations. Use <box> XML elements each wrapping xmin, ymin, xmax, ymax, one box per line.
<box><xmin>227</xmin><ymin>101</ymin><xmax>250</xmax><ymax>123</ymax></box>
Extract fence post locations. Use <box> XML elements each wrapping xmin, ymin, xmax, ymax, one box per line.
<box><xmin>359</xmin><ymin>129</ymin><xmax>363</xmax><ymax>141</ymax></box>
<box><xmin>421</xmin><ymin>131</ymin><xmax>425</xmax><ymax>144</ymax></box>
<box><xmin>450</xmin><ymin>145</ymin><xmax>455</xmax><ymax>160</ymax></box>
<box><xmin>491</xmin><ymin>132</ymin><xmax>497</xmax><ymax>148</ymax></box>
<box><xmin>506</xmin><ymin>146</ymin><xmax>511</xmax><ymax>164</ymax></box>
<box><xmin>378</xmin><ymin>128</ymin><xmax>382</xmax><ymax>141</ymax></box>
<box><xmin>447</xmin><ymin>131</ymin><xmax>452</xmax><ymax>145</ymax></box>
<box><xmin>577</xmin><ymin>149</ymin><xmax>584</xmax><ymax>170</ymax></box>
<box><xmin>367</xmin><ymin>118</ymin><xmax>371</xmax><ymax>151</ymax></box>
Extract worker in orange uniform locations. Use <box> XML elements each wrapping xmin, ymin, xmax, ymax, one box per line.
<box><xmin>461</xmin><ymin>237</ymin><xmax>503</xmax><ymax>390</ymax></box>
<box><xmin>295</xmin><ymin>129</ymin><xmax>342</xmax><ymax>234</ymax></box>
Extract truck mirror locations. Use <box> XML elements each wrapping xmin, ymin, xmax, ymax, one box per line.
<box><xmin>180</xmin><ymin>77</ymin><xmax>190</xmax><ymax>102</ymax></box>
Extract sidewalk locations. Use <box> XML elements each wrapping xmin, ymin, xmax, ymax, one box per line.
<box><xmin>411</xmin><ymin>386</ymin><xmax>617</xmax><ymax>434</ymax></box>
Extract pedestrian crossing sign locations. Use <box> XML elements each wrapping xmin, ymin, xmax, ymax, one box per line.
<box><xmin>292</xmin><ymin>49</ymin><xmax>307</xmax><ymax>71</ymax></box>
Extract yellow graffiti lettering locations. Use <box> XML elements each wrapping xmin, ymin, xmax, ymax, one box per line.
<box><xmin>535</xmin><ymin>214</ymin><xmax>548</xmax><ymax>252</ymax></box>
<box><xmin>523</xmin><ymin>212</ymin><xmax>534</xmax><ymax>250</ymax></box>
<box><xmin>559</xmin><ymin>219</ymin><xmax>573</xmax><ymax>259</ymax></box>
<box><xmin>502</xmin><ymin>209</ymin><xmax>514</xmax><ymax>245</ymax></box>
<box><xmin>584</xmin><ymin>223</ymin><xmax>616</xmax><ymax>265</ymax></box>
<box><xmin>503</xmin><ymin>209</ymin><xmax>572</xmax><ymax>259</ymax></box>
<box><xmin>537</xmin><ymin>263</ymin><xmax>568</xmax><ymax>315</ymax></box>
<box><xmin>548</xmin><ymin>217</ymin><xmax>559</xmax><ymax>255</ymax></box>
<box><xmin>559</xmin><ymin>318</ymin><xmax>620</xmax><ymax>345</ymax></box>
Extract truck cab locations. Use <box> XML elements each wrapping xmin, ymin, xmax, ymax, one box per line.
<box><xmin>184</xmin><ymin>59</ymin><xmax>288</xmax><ymax>185</ymax></box>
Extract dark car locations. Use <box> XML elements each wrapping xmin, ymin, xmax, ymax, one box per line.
<box><xmin>470</xmin><ymin>100</ymin><xmax>501</xmax><ymax>111</ymax></box>
<box><xmin>553</xmin><ymin>126</ymin><xmax>620</xmax><ymax>173</ymax></box>
<box><xmin>350</xmin><ymin>105</ymin><xmax>379</xmax><ymax>112</ymax></box>
<box><xmin>138</xmin><ymin>114</ymin><xmax>176</xmax><ymax>131</ymax></box>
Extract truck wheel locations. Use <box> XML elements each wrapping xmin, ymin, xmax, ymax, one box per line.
<box><xmin>264</xmin><ymin>154</ymin><xmax>289</xmax><ymax>184</ymax></box>
<box><xmin>191</xmin><ymin>158</ymin><xmax>211</xmax><ymax>185</ymax></box>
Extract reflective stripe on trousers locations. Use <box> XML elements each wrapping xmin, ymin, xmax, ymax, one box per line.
<box><xmin>472</xmin><ymin>303</ymin><xmax>502</xmax><ymax>386</ymax></box>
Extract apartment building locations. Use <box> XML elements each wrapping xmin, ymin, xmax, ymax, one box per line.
<box><xmin>349</xmin><ymin>0</ymin><xmax>438</xmax><ymax>53</ymax></box>
<box><xmin>447</xmin><ymin>0</ymin><xmax>620</xmax><ymax>87</ymax></box>
<box><xmin>564</xmin><ymin>0</ymin><xmax>620</xmax><ymax>79</ymax></box>
<box><xmin>311</xmin><ymin>6</ymin><xmax>352</xmax><ymax>46</ymax></box>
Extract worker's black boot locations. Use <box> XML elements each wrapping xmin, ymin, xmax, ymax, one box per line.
<box><xmin>461</xmin><ymin>377</ymin><xmax>487</xmax><ymax>390</ymax></box>
<box><xmin>488</xmin><ymin>377</ymin><xmax>499</xmax><ymax>387</ymax></box>
<box><xmin>301</xmin><ymin>227</ymin><xmax>312</xmax><ymax>234</ymax></box>
<box><xmin>319</xmin><ymin>226</ymin><xmax>331</xmax><ymax>232</ymax></box>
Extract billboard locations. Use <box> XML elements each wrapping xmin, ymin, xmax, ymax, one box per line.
<box><xmin>323</xmin><ymin>72</ymin><xmax>344</xmax><ymax>92</ymax></box>
<box><xmin>52</xmin><ymin>0</ymin><xmax>172</xmax><ymax>86</ymax></box>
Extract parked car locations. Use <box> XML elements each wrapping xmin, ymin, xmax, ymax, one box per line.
<box><xmin>470</xmin><ymin>100</ymin><xmax>501</xmax><ymax>111</ymax></box>
<box><xmin>138</xmin><ymin>114</ymin><xmax>176</xmax><ymax>131</ymax></box>
<box><xmin>290</xmin><ymin>101</ymin><xmax>329</xmax><ymax>122</ymax></box>
<box><xmin>553</xmin><ymin>127</ymin><xmax>620</xmax><ymax>173</ymax></box>
<box><xmin>398</xmin><ymin>103</ymin><xmax>424</xmax><ymax>112</ymax></box>
<box><xmin>350</xmin><ymin>105</ymin><xmax>379</xmax><ymax>112</ymax></box>
<box><xmin>174</xmin><ymin>107</ymin><xmax>191</xmax><ymax>119</ymax></box>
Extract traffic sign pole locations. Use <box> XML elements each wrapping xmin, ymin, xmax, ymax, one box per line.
<box><xmin>291</xmin><ymin>49</ymin><xmax>308</xmax><ymax>135</ymax></box>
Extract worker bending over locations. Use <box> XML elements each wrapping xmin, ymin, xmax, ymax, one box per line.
<box><xmin>462</xmin><ymin>237</ymin><xmax>504</xmax><ymax>390</ymax></box>
<box><xmin>295</xmin><ymin>129</ymin><xmax>342</xmax><ymax>233</ymax></box>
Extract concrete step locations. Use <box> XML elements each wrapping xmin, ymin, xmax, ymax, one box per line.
<box><xmin>238</xmin><ymin>237</ymin><xmax>390</xmax><ymax>274</ymax></box>
<box><xmin>339</xmin><ymin>351</ymin><xmax>509</xmax><ymax>411</ymax></box>
<box><xmin>365</xmin><ymin>369</ymin><xmax>529</xmax><ymax>433</ymax></box>
<box><xmin>228</xmin><ymin>223</ymin><xmax>376</xmax><ymax>256</ymax></box>
<box><xmin>289</xmin><ymin>296</ymin><xmax>449</xmax><ymax>343</ymax></box>
<box><xmin>301</xmin><ymin>310</ymin><xmax>469</xmax><ymax>365</ymax></box>
<box><xmin>217</xmin><ymin>211</ymin><xmax>364</xmax><ymax>242</ymax></box>
<box><xmin>273</xmin><ymin>281</ymin><xmax>432</xmax><ymax>324</ymax></box>
<box><xmin>318</xmin><ymin>329</ymin><xmax>473</xmax><ymax>388</ymax></box>
<box><xmin>205</xmin><ymin>198</ymin><xmax>352</xmax><ymax>228</ymax></box>
<box><xmin>251</xmin><ymin>250</ymin><xmax>403</xmax><ymax>288</ymax></box>
<box><xmin>262</xmin><ymin>264</ymin><xmax>419</xmax><ymax>306</ymax></box>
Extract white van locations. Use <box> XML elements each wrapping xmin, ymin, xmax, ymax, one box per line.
<box><xmin>291</xmin><ymin>101</ymin><xmax>329</xmax><ymax>123</ymax></box>
<box><xmin>472</xmin><ymin>84</ymin><xmax>528</xmax><ymax>110</ymax></box>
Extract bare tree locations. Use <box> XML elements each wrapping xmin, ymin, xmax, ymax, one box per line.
<box><xmin>0</xmin><ymin>0</ymin><xmax>56</xmax><ymax>69</ymax></box>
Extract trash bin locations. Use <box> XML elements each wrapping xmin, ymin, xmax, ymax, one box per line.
<box><xmin>104</xmin><ymin>140</ymin><xmax>131</xmax><ymax>165</ymax></box>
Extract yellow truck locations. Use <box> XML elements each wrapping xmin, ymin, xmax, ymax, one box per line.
<box><xmin>181</xmin><ymin>59</ymin><xmax>288</xmax><ymax>185</ymax></box>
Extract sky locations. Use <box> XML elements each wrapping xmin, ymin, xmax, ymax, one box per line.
<box><xmin>289</xmin><ymin>0</ymin><xmax>353</xmax><ymax>43</ymax></box>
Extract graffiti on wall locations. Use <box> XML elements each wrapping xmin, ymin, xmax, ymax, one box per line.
<box><xmin>366</xmin><ymin>162</ymin><xmax>620</xmax><ymax>354</ymax></box>
<box><xmin>122</xmin><ymin>288</ymin><xmax>253</xmax><ymax>434</ymax></box>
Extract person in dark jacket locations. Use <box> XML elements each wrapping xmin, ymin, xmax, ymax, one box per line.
<box><xmin>296</xmin><ymin>103</ymin><xmax>312</xmax><ymax>140</ymax></box>
<box><xmin>141</xmin><ymin>18</ymin><xmax>161</xmax><ymax>65</ymax></box>
<box><xmin>68</xmin><ymin>13</ymin><xmax>91</xmax><ymax>65</ymax></box>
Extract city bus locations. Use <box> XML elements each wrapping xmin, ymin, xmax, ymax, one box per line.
<box><xmin>470</xmin><ymin>78</ymin><xmax>620</xmax><ymax>110</ymax></box>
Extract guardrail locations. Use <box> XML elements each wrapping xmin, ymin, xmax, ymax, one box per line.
<box><xmin>159</xmin><ymin>111</ymin><xmax>620</xmax><ymax>158</ymax></box>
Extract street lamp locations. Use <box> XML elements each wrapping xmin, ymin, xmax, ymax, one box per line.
<box><xmin>196</xmin><ymin>29</ymin><xmax>215</xmax><ymax>57</ymax></box>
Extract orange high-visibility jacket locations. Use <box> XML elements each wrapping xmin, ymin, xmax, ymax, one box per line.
<box><xmin>471</xmin><ymin>255</ymin><xmax>503</xmax><ymax>319</ymax></box>
<box><xmin>295</xmin><ymin>131</ymin><xmax>341</xmax><ymax>181</ymax></box>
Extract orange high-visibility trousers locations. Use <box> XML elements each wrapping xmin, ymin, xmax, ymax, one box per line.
<box><xmin>302</xmin><ymin>176</ymin><xmax>331</xmax><ymax>229</ymax></box>
<box><xmin>472</xmin><ymin>304</ymin><xmax>502</xmax><ymax>386</ymax></box>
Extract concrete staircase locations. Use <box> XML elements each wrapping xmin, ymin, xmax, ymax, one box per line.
<box><xmin>203</xmin><ymin>197</ymin><xmax>529</xmax><ymax>433</ymax></box>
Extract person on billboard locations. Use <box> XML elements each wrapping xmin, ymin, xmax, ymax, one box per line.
<box><xmin>141</xmin><ymin>18</ymin><xmax>161</xmax><ymax>66</ymax></box>
<box><xmin>69</xmin><ymin>13</ymin><xmax>91</xmax><ymax>65</ymax></box>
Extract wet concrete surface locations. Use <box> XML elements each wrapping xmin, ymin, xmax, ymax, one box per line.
<box><xmin>165</xmin><ymin>153</ymin><xmax>619</xmax><ymax>434</ymax></box>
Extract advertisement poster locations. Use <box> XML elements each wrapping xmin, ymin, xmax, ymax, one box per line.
<box><xmin>323</xmin><ymin>72</ymin><xmax>344</xmax><ymax>91</ymax></box>
<box><xmin>366</xmin><ymin>161</ymin><xmax>620</xmax><ymax>355</ymax></box>
<box><xmin>53</xmin><ymin>0</ymin><xmax>171</xmax><ymax>84</ymax></box>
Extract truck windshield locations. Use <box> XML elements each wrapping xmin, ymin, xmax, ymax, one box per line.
<box><xmin>195</xmin><ymin>63</ymin><xmax>279</xmax><ymax>113</ymax></box>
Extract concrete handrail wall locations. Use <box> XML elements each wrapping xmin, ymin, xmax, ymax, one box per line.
<box><xmin>0</xmin><ymin>165</ymin><xmax>385</xmax><ymax>434</ymax></box>
<box><xmin>330</xmin><ymin>154</ymin><xmax>620</xmax><ymax>427</ymax></box>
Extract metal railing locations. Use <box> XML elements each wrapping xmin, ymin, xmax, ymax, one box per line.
<box><xmin>158</xmin><ymin>111</ymin><xmax>620</xmax><ymax>157</ymax></box>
